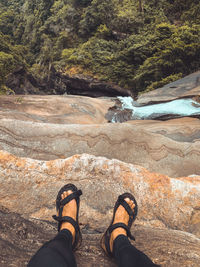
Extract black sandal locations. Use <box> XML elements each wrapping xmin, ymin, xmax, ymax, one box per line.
<box><xmin>101</xmin><ymin>192</ymin><xmax>138</xmax><ymax>257</ymax></box>
<box><xmin>52</xmin><ymin>184</ymin><xmax>82</xmax><ymax>251</ymax></box>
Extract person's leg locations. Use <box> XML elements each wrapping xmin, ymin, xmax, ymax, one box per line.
<box><xmin>113</xmin><ymin>234</ymin><xmax>159</xmax><ymax>267</ymax></box>
<box><xmin>28</xmin><ymin>229</ymin><xmax>76</xmax><ymax>267</ymax></box>
<box><xmin>28</xmin><ymin>189</ymin><xmax>79</xmax><ymax>267</ymax></box>
<box><xmin>105</xmin><ymin>196</ymin><xmax>159</xmax><ymax>267</ymax></box>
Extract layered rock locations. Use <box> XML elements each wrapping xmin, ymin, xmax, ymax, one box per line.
<box><xmin>0</xmin><ymin>116</ymin><xmax>200</xmax><ymax>177</ymax></box>
<box><xmin>137</xmin><ymin>71</ymin><xmax>200</xmax><ymax>105</ymax></box>
<box><xmin>0</xmin><ymin>152</ymin><xmax>200</xmax><ymax>266</ymax></box>
<box><xmin>0</xmin><ymin>95</ymin><xmax>113</xmax><ymax>124</ymax></box>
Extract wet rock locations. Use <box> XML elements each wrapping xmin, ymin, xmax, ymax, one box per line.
<box><xmin>138</xmin><ymin>71</ymin><xmax>200</xmax><ymax>105</ymax></box>
<box><xmin>106</xmin><ymin>108</ymin><xmax>133</xmax><ymax>123</ymax></box>
<box><xmin>107</xmin><ymin>96</ymin><xmax>200</xmax><ymax>122</ymax></box>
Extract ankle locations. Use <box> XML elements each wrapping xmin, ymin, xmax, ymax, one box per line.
<box><xmin>110</xmin><ymin>228</ymin><xmax>127</xmax><ymax>252</ymax></box>
<box><xmin>60</xmin><ymin>222</ymin><xmax>76</xmax><ymax>243</ymax></box>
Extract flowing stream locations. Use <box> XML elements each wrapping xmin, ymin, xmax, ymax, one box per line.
<box><xmin>111</xmin><ymin>97</ymin><xmax>200</xmax><ymax>122</ymax></box>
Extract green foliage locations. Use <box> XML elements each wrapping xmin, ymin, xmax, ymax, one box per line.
<box><xmin>73</xmin><ymin>0</ymin><xmax>92</xmax><ymax>7</ymax></box>
<box><xmin>0</xmin><ymin>32</ymin><xmax>28</xmax><ymax>90</ymax></box>
<box><xmin>133</xmin><ymin>24</ymin><xmax>200</xmax><ymax>92</ymax></box>
<box><xmin>164</xmin><ymin>0</ymin><xmax>200</xmax><ymax>22</ymax></box>
<box><xmin>145</xmin><ymin>73</ymin><xmax>183</xmax><ymax>92</ymax></box>
<box><xmin>0</xmin><ymin>51</ymin><xmax>15</xmax><ymax>85</ymax></box>
<box><xmin>79</xmin><ymin>0</ymin><xmax>115</xmax><ymax>36</ymax></box>
<box><xmin>95</xmin><ymin>24</ymin><xmax>112</xmax><ymax>39</ymax></box>
<box><xmin>0</xmin><ymin>0</ymin><xmax>200</xmax><ymax>94</ymax></box>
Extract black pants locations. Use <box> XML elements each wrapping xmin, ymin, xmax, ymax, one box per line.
<box><xmin>28</xmin><ymin>230</ymin><xmax>159</xmax><ymax>267</ymax></box>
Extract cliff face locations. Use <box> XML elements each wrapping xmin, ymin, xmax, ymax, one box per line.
<box><xmin>0</xmin><ymin>151</ymin><xmax>200</xmax><ymax>266</ymax></box>
<box><xmin>5</xmin><ymin>66</ymin><xmax>130</xmax><ymax>97</ymax></box>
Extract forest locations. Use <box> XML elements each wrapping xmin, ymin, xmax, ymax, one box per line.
<box><xmin>0</xmin><ymin>0</ymin><xmax>200</xmax><ymax>95</ymax></box>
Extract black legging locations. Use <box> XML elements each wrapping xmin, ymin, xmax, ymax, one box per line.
<box><xmin>28</xmin><ymin>229</ymin><xmax>159</xmax><ymax>267</ymax></box>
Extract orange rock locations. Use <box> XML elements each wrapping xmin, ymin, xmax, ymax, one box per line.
<box><xmin>0</xmin><ymin>151</ymin><xmax>199</xmax><ymax>238</ymax></box>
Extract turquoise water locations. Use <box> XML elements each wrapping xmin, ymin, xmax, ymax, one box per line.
<box><xmin>117</xmin><ymin>97</ymin><xmax>200</xmax><ymax>120</ymax></box>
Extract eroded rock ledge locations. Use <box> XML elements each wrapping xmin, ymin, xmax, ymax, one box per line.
<box><xmin>0</xmin><ymin>152</ymin><xmax>200</xmax><ymax>266</ymax></box>
<box><xmin>5</xmin><ymin>67</ymin><xmax>130</xmax><ymax>97</ymax></box>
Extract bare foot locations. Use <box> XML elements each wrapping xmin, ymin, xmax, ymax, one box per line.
<box><xmin>109</xmin><ymin>198</ymin><xmax>135</xmax><ymax>252</ymax></box>
<box><xmin>59</xmin><ymin>190</ymin><xmax>77</xmax><ymax>244</ymax></box>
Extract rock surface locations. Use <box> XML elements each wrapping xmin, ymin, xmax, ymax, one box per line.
<box><xmin>0</xmin><ymin>116</ymin><xmax>200</xmax><ymax>177</ymax></box>
<box><xmin>1</xmin><ymin>95</ymin><xmax>200</xmax><ymax>177</ymax></box>
<box><xmin>0</xmin><ymin>152</ymin><xmax>200</xmax><ymax>267</ymax></box>
<box><xmin>137</xmin><ymin>71</ymin><xmax>200</xmax><ymax>105</ymax></box>
<box><xmin>0</xmin><ymin>151</ymin><xmax>200</xmax><ymax>235</ymax></box>
<box><xmin>0</xmin><ymin>95</ymin><xmax>113</xmax><ymax>124</ymax></box>
<box><xmin>5</xmin><ymin>66</ymin><xmax>130</xmax><ymax>97</ymax></box>
<box><xmin>1</xmin><ymin>208</ymin><xmax>200</xmax><ymax>267</ymax></box>
<box><xmin>2</xmin><ymin>72</ymin><xmax>200</xmax><ymax>267</ymax></box>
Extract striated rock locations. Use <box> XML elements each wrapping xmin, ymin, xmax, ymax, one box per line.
<box><xmin>0</xmin><ymin>151</ymin><xmax>200</xmax><ymax>237</ymax></box>
<box><xmin>1</xmin><ymin>208</ymin><xmax>200</xmax><ymax>267</ymax></box>
<box><xmin>0</xmin><ymin>95</ymin><xmax>114</xmax><ymax>124</ymax></box>
<box><xmin>137</xmin><ymin>71</ymin><xmax>200</xmax><ymax>105</ymax></box>
<box><xmin>0</xmin><ymin>117</ymin><xmax>200</xmax><ymax>177</ymax></box>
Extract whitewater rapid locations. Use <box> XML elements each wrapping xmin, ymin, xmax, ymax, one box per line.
<box><xmin>113</xmin><ymin>96</ymin><xmax>200</xmax><ymax>121</ymax></box>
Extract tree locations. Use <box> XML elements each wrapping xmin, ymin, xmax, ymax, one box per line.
<box><xmin>138</xmin><ymin>0</ymin><xmax>143</xmax><ymax>13</ymax></box>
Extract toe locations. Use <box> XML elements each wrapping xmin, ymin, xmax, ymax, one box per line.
<box><xmin>62</xmin><ymin>191</ymin><xmax>67</xmax><ymax>200</ymax></box>
<box><xmin>131</xmin><ymin>201</ymin><xmax>135</xmax><ymax>209</ymax></box>
<box><xmin>125</xmin><ymin>198</ymin><xmax>134</xmax><ymax>208</ymax></box>
<box><xmin>125</xmin><ymin>197</ymin><xmax>131</xmax><ymax>205</ymax></box>
<box><xmin>125</xmin><ymin>198</ymin><xmax>135</xmax><ymax>212</ymax></box>
<box><xmin>66</xmin><ymin>190</ymin><xmax>73</xmax><ymax>197</ymax></box>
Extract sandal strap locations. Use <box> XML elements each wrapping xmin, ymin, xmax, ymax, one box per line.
<box><xmin>108</xmin><ymin>223</ymin><xmax>135</xmax><ymax>241</ymax></box>
<box><xmin>60</xmin><ymin>190</ymin><xmax>82</xmax><ymax>206</ymax></box>
<box><xmin>52</xmin><ymin>215</ymin><xmax>79</xmax><ymax>233</ymax></box>
<box><xmin>118</xmin><ymin>196</ymin><xmax>134</xmax><ymax>218</ymax></box>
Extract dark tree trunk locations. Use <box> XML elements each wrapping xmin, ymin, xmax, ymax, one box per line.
<box><xmin>139</xmin><ymin>0</ymin><xmax>143</xmax><ymax>13</ymax></box>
